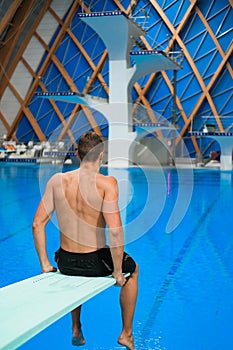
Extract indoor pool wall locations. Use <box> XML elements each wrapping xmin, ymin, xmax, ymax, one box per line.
<box><xmin>0</xmin><ymin>163</ymin><xmax>232</xmax><ymax>350</ymax></box>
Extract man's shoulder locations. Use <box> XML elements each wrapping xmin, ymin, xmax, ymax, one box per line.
<box><xmin>50</xmin><ymin>172</ymin><xmax>62</xmax><ymax>180</ymax></box>
<box><xmin>98</xmin><ymin>173</ymin><xmax>117</xmax><ymax>182</ymax></box>
<box><xmin>51</xmin><ymin>169</ymin><xmax>78</xmax><ymax>180</ymax></box>
<box><xmin>97</xmin><ymin>174</ymin><xmax>118</xmax><ymax>188</ymax></box>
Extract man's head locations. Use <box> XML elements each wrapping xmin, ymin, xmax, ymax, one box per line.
<box><xmin>77</xmin><ymin>131</ymin><xmax>104</xmax><ymax>162</ymax></box>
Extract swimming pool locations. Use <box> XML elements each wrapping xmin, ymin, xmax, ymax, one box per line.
<box><xmin>0</xmin><ymin>163</ymin><xmax>232</xmax><ymax>350</ymax></box>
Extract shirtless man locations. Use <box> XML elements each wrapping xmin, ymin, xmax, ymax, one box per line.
<box><xmin>32</xmin><ymin>131</ymin><xmax>138</xmax><ymax>350</ymax></box>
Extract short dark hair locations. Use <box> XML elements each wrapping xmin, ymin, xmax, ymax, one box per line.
<box><xmin>77</xmin><ymin>131</ymin><xmax>104</xmax><ymax>162</ymax></box>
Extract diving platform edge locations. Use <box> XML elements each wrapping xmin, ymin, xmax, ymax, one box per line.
<box><xmin>0</xmin><ymin>272</ymin><xmax>121</xmax><ymax>349</ymax></box>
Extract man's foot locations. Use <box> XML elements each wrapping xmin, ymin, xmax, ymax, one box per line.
<box><xmin>72</xmin><ymin>328</ymin><xmax>85</xmax><ymax>347</ymax></box>
<box><xmin>118</xmin><ymin>333</ymin><xmax>135</xmax><ymax>350</ymax></box>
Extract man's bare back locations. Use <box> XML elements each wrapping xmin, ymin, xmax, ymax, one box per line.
<box><xmin>41</xmin><ymin>165</ymin><xmax>120</xmax><ymax>253</ymax></box>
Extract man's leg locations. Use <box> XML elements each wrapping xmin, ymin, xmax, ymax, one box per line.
<box><xmin>71</xmin><ymin>305</ymin><xmax>85</xmax><ymax>345</ymax></box>
<box><xmin>118</xmin><ymin>264</ymin><xmax>139</xmax><ymax>350</ymax></box>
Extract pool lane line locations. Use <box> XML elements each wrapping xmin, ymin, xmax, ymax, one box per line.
<box><xmin>204</xmin><ymin>234</ymin><xmax>233</xmax><ymax>286</ymax></box>
<box><xmin>140</xmin><ymin>186</ymin><xmax>227</xmax><ymax>339</ymax></box>
<box><xmin>0</xmin><ymin>224</ymin><xmax>32</xmax><ymax>242</ymax></box>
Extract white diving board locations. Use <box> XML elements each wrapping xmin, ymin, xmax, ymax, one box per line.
<box><xmin>0</xmin><ymin>272</ymin><xmax>121</xmax><ymax>349</ymax></box>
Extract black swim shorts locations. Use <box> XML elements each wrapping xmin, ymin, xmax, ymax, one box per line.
<box><xmin>55</xmin><ymin>247</ymin><xmax>136</xmax><ymax>277</ymax></box>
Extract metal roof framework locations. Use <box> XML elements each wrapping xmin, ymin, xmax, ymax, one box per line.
<box><xmin>0</xmin><ymin>0</ymin><xmax>232</xmax><ymax>157</ymax></box>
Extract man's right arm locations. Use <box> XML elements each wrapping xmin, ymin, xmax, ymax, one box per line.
<box><xmin>102</xmin><ymin>176</ymin><xmax>126</xmax><ymax>287</ymax></box>
<box><xmin>32</xmin><ymin>175</ymin><xmax>57</xmax><ymax>273</ymax></box>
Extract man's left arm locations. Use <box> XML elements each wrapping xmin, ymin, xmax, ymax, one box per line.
<box><xmin>32</xmin><ymin>177</ymin><xmax>56</xmax><ymax>273</ymax></box>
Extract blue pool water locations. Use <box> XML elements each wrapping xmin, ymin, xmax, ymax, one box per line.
<box><xmin>0</xmin><ymin>163</ymin><xmax>233</xmax><ymax>350</ymax></box>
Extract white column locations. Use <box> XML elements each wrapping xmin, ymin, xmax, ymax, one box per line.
<box><xmin>108</xmin><ymin>60</ymin><xmax>135</xmax><ymax>167</ymax></box>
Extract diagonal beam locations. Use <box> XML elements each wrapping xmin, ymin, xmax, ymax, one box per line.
<box><xmin>57</xmin><ymin>50</ymin><xmax>109</xmax><ymax>141</ymax></box>
<box><xmin>67</xmin><ymin>29</ymin><xmax>109</xmax><ymax>95</ymax></box>
<box><xmin>82</xmin><ymin>49</ymin><xmax>108</xmax><ymax>95</ymax></box>
<box><xmin>52</xmin><ymin>50</ymin><xmax>107</xmax><ymax>133</ymax></box>
<box><xmin>179</xmin><ymin>43</ymin><xmax>233</xmax><ymax>138</ymax></box>
<box><xmin>7</xmin><ymin>0</ymin><xmax>80</xmax><ymax>140</ymax></box>
<box><xmin>48</xmin><ymin>5</ymin><xmax>108</xmax><ymax>139</ymax></box>
<box><xmin>133</xmin><ymin>36</ymin><xmax>190</xmax><ymax>142</ymax></box>
<box><xmin>131</xmin><ymin>0</ymin><xmax>200</xmax><ymax>152</ymax></box>
<box><xmin>21</xmin><ymin>56</ymin><xmax>77</xmax><ymax>146</ymax></box>
<box><xmin>112</xmin><ymin>0</ymin><xmax>127</xmax><ymax>13</ymax></box>
<box><xmin>49</xmin><ymin>6</ymin><xmax>110</xmax><ymax>139</ymax></box>
<box><xmin>34</xmin><ymin>31</ymin><xmax>102</xmax><ymax>139</ymax></box>
<box><xmin>0</xmin><ymin>111</ymin><xmax>18</xmax><ymax>141</ymax></box>
<box><xmin>49</xmin><ymin>6</ymin><xmax>109</xmax><ymax>95</ymax></box>
<box><xmin>0</xmin><ymin>0</ymin><xmax>52</xmax><ymax>98</ymax></box>
<box><xmin>6</xmin><ymin>80</ymin><xmax>46</xmax><ymax>141</ymax></box>
<box><xmin>161</xmin><ymin>70</ymin><xmax>199</xmax><ymax>153</ymax></box>
<box><xmin>0</xmin><ymin>111</ymin><xmax>11</xmax><ymax>130</ymax></box>
<box><xmin>133</xmin><ymin>72</ymin><xmax>156</xmax><ymax>107</ymax></box>
<box><xmin>112</xmin><ymin>0</ymin><xmax>194</xmax><ymax>145</ymax></box>
<box><xmin>56</xmin><ymin>55</ymin><xmax>106</xmax><ymax>141</ymax></box>
<box><xmin>133</xmin><ymin>84</ymin><xmax>161</xmax><ymax>125</ymax></box>
<box><xmin>126</xmin><ymin>0</ymin><xmax>139</xmax><ymax>16</ymax></box>
<box><xmin>135</xmin><ymin>0</ymin><xmax>196</xmax><ymax>108</ymax></box>
<box><xmin>133</xmin><ymin>75</ymin><xmax>164</xmax><ymax>137</ymax></box>
<box><xmin>195</xmin><ymin>4</ymin><xmax>233</xmax><ymax>78</ymax></box>
<box><xmin>0</xmin><ymin>0</ymin><xmax>37</xmax><ymax>82</ymax></box>
<box><xmin>165</xmin><ymin>0</ymin><xmax>198</xmax><ymax>54</ymax></box>
<box><xmin>149</xmin><ymin>0</ymin><xmax>224</xmax><ymax>135</ymax></box>
<box><xmin>0</xmin><ymin>0</ymin><xmax>23</xmax><ymax>37</ymax></box>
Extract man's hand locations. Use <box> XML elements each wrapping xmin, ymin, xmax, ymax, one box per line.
<box><xmin>42</xmin><ymin>265</ymin><xmax>57</xmax><ymax>273</ymax></box>
<box><xmin>112</xmin><ymin>271</ymin><xmax>126</xmax><ymax>287</ymax></box>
